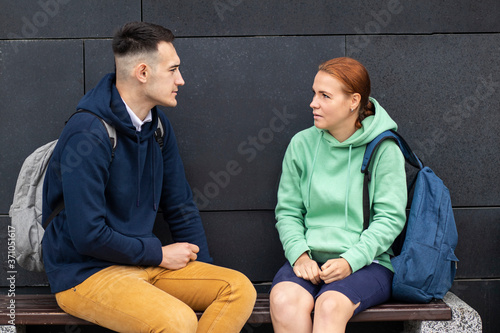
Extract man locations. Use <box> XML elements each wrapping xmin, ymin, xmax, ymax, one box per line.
<box><xmin>42</xmin><ymin>21</ymin><xmax>256</xmax><ymax>333</ymax></box>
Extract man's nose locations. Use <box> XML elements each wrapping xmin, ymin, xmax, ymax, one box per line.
<box><xmin>176</xmin><ymin>71</ymin><xmax>185</xmax><ymax>86</ymax></box>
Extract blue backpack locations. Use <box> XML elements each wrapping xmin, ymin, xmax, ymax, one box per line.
<box><xmin>361</xmin><ymin>130</ymin><xmax>459</xmax><ymax>303</ymax></box>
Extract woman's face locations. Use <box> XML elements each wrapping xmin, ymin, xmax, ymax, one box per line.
<box><xmin>310</xmin><ymin>71</ymin><xmax>358</xmax><ymax>140</ymax></box>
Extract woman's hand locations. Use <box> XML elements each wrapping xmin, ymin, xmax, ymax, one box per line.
<box><xmin>293</xmin><ymin>252</ymin><xmax>322</xmax><ymax>285</ymax></box>
<box><xmin>319</xmin><ymin>258</ymin><xmax>352</xmax><ymax>284</ymax></box>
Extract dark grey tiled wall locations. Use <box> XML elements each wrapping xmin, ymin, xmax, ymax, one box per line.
<box><xmin>143</xmin><ymin>0</ymin><xmax>500</xmax><ymax>36</ymax></box>
<box><xmin>0</xmin><ymin>0</ymin><xmax>140</xmax><ymax>39</ymax></box>
<box><xmin>0</xmin><ymin>1</ymin><xmax>498</xmax><ymax>332</ymax></box>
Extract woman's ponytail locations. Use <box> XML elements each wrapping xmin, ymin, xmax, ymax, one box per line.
<box><xmin>355</xmin><ymin>100</ymin><xmax>375</xmax><ymax>129</ymax></box>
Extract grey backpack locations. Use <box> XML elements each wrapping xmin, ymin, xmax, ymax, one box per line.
<box><xmin>9</xmin><ymin>112</ymin><xmax>116</xmax><ymax>272</ymax></box>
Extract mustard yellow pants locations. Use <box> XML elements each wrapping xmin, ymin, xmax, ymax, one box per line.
<box><xmin>55</xmin><ymin>261</ymin><xmax>257</xmax><ymax>333</ymax></box>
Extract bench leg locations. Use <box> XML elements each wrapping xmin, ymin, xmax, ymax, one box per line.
<box><xmin>403</xmin><ymin>292</ymin><xmax>482</xmax><ymax>333</ymax></box>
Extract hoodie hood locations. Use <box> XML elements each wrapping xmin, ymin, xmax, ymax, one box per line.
<box><xmin>76</xmin><ymin>73</ymin><xmax>163</xmax><ymax>210</ymax></box>
<box><xmin>306</xmin><ymin>98</ymin><xmax>398</xmax><ymax>217</ymax></box>
<box><xmin>77</xmin><ymin>73</ymin><xmax>160</xmax><ymax>141</ymax></box>
<box><xmin>317</xmin><ymin>97</ymin><xmax>398</xmax><ymax>148</ymax></box>
<box><xmin>307</xmin><ymin>97</ymin><xmax>398</xmax><ymax>208</ymax></box>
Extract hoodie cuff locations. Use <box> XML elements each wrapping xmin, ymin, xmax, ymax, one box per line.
<box><xmin>141</xmin><ymin>237</ymin><xmax>163</xmax><ymax>266</ymax></box>
<box><xmin>287</xmin><ymin>244</ymin><xmax>312</xmax><ymax>267</ymax></box>
<box><xmin>340</xmin><ymin>248</ymin><xmax>369</xmax><ymax>274</ymax></box>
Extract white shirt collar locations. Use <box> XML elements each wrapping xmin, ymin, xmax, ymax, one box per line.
<box><xmin>122</xmin><ymin>98</ymin><xmax>152</xmax><ymax>132</ymax></box>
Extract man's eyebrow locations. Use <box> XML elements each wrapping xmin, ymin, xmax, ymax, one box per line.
<box><xmin>169</xmin><ymin>64</ymin><xmax>180</xmax><ymax>69</ymax></box>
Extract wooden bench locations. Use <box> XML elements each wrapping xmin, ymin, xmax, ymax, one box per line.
<box><xmin>0</xmin><ymin>293</ymin><xmax>451</xmax><ymax>327</ymax></box>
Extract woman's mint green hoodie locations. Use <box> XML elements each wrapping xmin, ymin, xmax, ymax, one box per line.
<box><xmin>275</xmin><ymin>98</ymin><xmax>407</xmax><ymax>274</ymax></box>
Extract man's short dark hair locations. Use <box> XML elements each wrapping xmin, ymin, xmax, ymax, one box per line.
<box><xmin>112</xmin><ymin>21</ymin><xmax>175</xmax><ymax>56</ymax></box>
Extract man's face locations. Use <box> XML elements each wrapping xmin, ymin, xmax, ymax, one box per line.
<box><xmin>144</xmin><ymin>41</ymin><xmax>185</xmax><ymax>108</ymax></box>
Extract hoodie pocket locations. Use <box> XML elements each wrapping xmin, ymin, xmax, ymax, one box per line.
<box><xmin>305</xmin><ymin>226</ymin><xmax>360</xmax><ymax>259</ymax></box>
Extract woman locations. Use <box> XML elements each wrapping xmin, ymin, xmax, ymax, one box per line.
<box><xmin>270</xmin><ymin>57</ymin><xmax>407</xmax><ymax>333</ymax></box>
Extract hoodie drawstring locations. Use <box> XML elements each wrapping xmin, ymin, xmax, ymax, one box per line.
<box><xmin>136</xmin><ymin>133</ymin><xmax>141</xmax><ymax>207</ymax></box>
<box><xmin>344</xmin><ymin>144</ymin><xmax>353</xmax><ymax>228</ymax></box>
<box><xmin>152</xmin><ymin>136</ymin><xmax>157</xmax><ymax>211</ymax></box>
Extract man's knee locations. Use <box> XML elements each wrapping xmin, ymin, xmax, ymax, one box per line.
<box><xmin>153</xmin><ymin>305</ymin><xmax>198</xmax><ymax>333</ymax></box>
<box><xmin>224</xmin><ymin>269</ymin><xmax>257</xmax><ymax>305</ymax></box>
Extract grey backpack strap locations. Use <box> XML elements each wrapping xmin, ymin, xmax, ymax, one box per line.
<box><xmin>101</xmin><ymin>120</ymin><xmax>117</xmax><ymax>155</ymax></box>
<box><xmin>74</xmin><ymin>109</ymin><xmax>117</xmax><ymax>157</ymax></box>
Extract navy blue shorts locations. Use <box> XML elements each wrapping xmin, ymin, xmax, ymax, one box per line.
<box><xmin>271</xmin><ymin>262</ymin><xmax>393</xmax><ymax>316</ymax></box>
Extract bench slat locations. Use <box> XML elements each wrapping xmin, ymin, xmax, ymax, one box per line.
<box><xmin>0</xmin><ymin>294</ymin><xmax>451</xmax><ymax>325</ymax></box>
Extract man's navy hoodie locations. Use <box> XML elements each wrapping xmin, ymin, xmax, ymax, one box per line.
<box><xmin>42</xmin><ymin>73</ymin><xmax>212</xmax><ymax>293</ymax></box>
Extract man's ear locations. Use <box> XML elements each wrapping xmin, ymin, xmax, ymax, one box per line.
<box><xmin>135</xmin><ymin>63</ymin><xmax>148</xmax><ymax>83</ymax></box>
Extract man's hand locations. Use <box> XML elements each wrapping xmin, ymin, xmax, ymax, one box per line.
<box><xmin>159</xmin><ymin>243</ymin><xmax>199</xmax><ymax>270</ymax></box>
<box><xmin>319</xmin><ymin>258</ymin><xmax>352</xmax><ymax>284</ymax></box>
<box><xmin>293</xmin><ymin>252</ymin><xmax>322</xmax><ymax>285</ymax></box>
